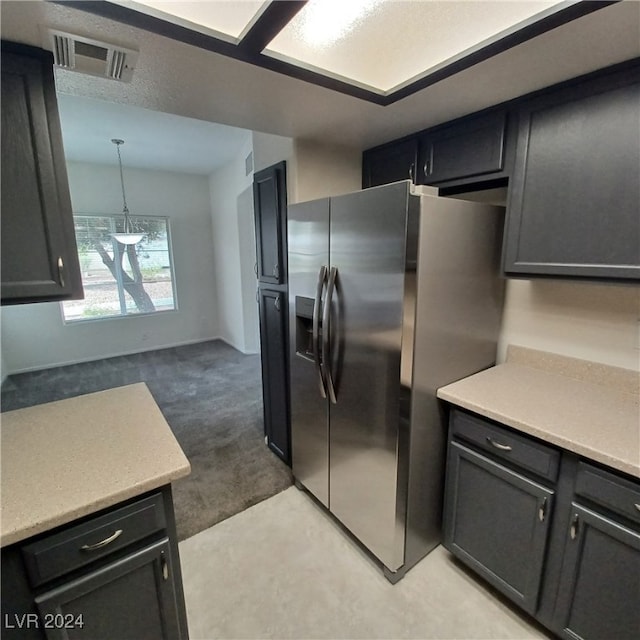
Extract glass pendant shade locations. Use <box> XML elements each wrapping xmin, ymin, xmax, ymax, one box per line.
<box><xmin>111</xmin><ymin>139</ymin><xmax>143</xmax><ymax>245</ymax></box>
<box><xmin>112</xmin><ymin>232</ymin><xmax>144</xmax><ymax>245</ymax></box>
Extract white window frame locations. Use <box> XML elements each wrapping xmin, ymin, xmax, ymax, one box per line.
<box><xmin>61</xmin><ymin>213</ymin><xmax>178</xmax><ymax>324</ymax></box>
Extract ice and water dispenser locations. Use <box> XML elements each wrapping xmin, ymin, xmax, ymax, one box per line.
<box><xmin>294</xmin><ymin>296</ymin><xmax>318</xmax><ymax>360</ymax></box>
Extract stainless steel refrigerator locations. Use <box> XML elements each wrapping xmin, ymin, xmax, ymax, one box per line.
<box><xmin>288</xmin><ymin>181</ymin><xmax>504</xmax><ymax>582</ymax></box>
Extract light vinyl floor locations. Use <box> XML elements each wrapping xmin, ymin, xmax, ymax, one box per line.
<box><xmin>179</xmin><ymin>487</ymin><xmax>550</xmax><ymax>639</ymax></box>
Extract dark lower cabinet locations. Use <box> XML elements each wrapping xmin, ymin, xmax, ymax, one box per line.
<box><xmin>554</xmin><ymin>504</ymin><xmax>640</xmax><ymax>640</ymax></box>
<box><xmin>34</xmin><ymin>538</ymin><xmax>181</xmax><ymax>640</ymax></box>
<box><xmin>258</xmin><ymin>288</ymin><xmax>290</xmax><ymax>464</ymax></box>
<box><xmin>444</xmin><ymin>441</ymin><xmax>553</xmax><ymax>614</ymax></box>
<box><xmin>443</xmin><ymin>408</ymin><xmax>640</xmax><ymax>640</ymax></box>
<box><xmin>1</xmin><ymin>487</ymin><xmax>188</xmax><ymax>640</ymax></box>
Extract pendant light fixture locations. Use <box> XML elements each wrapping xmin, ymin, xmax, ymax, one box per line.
<box><xmin>111</xmin><ymin>138</ymin><xmax>144</xmax><ymax>245</ymax></box>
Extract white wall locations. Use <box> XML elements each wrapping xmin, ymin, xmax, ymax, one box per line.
<box><xmin>498</xmin><ymin>279</ymin><xmax>640</xmax><ymax>371</ymax></box>
<box><xmin>208</xmin><ymin>131</ymin><xmax>362</xmax><ymax>354</ymax></box>
<box><xmin>237</xmin><ymin>186</ymin><xmax>260</xmax><ymax>353</ymax></box>
<box><xmin>291</xmin><ymin>139</ymin><xmax>362</xmax><ymax>203</ymax></box>
<box><xmin>252</xmin><ymin>132</ymin><xmax>295</xmax><ymax>176</ymax></box>
<box><xmin>1</xmin><ymin>162</ymin><xmax>219</xmax><ymax>373</ymax></box>
<box><xmin>208</xmin><ymin>132</ymin><xmax>255</xmax><ymax>353</ymax></box>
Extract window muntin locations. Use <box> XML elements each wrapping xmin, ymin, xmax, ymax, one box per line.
<box><xmin>62</xmin><ymin>215</ymin><xmax>177</xmax><ymax>322</ymax></box>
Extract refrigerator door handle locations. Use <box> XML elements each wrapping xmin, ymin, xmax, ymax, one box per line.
<box><xmin>323</xmin><ymin>266</ymin><xmax>338</xmax><ymax>404</ymax></box>
<box><xmin>313</xmin><ymin>266</ymin><xmax>328</xmax><ymax>399</ymax></box>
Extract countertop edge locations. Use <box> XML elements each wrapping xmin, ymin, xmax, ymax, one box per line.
<box><xmin>437</xmin><ymin>386</ymin><xmax>640</xmax><ymax>480</ymax></box>
<box><xmin>0</xmin><ymin>462</ymin><xmax>190</xmax><ymax>548</ymax></box>
<box><xmin>1</xmin><ymin>383</ymin><xmax>193</xmax><ymax>549</ymax></box>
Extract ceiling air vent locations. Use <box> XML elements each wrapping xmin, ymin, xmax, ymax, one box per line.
<box><xmin>43</xmin><ymin>30</ymin><xmax>138</xmax><ymax>82</ymax></box>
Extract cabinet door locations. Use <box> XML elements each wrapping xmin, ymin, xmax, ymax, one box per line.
<box><xmin>253</xmin><ymin>162</ymin><xmax>287</xmax><ymax>285</ymax></box>
<box><xmin>34</xmin><ymin>538</ymin><xmax>183</xmax><ymax>640</ymax></box>
<box><xmin>443</xmin><ymin>441</ymin><xmax>554</xmax><ymax>614</ymax></box>
<box><xmin>362</xmin><ymin>138</ymin><xmax>418</xmax><ymax>188</ymax></box>
<box><xmin>258</xmin><ymin>288</ymin><xmax>290</xmax><ymax>464</ymax></box>
<box><xmin>418</xmin><ymin>111</ymin><xmax>507</xmax><ymax>185</ymax></box>
<box><xmin>1</xmin><ymin>44</ymin><xmax>82</xmax><ymax>304</ymax></box>
<box><xmin>554</xmin><ymin>504</ymin><xmax>640</xmax><ymax>640</ymax></box>
<box><xmin>504</xmin><ymin>67</ymin><xmax>640</xmax><ymax>280</ymax></box>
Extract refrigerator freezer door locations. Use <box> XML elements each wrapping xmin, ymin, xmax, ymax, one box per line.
<box><xmin>328</xmin><ymin>182</ymin><xmax>414</xmax><ymax>571</ymax></box>
<box><xmin>288</xmin><ymin>198</ymin><xmax>331</xmax><ymax>507</ymax></box>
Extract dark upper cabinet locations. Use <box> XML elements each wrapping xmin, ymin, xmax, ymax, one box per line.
<box><xmin>418</xmin><ymin>110</ymin><xmax>508</xmax><ymax>185</ymax></box>
<box><xmin>503</xmin><ymin>64</ymin><xmax>640</xmax><ymax>281</ymax></box>
<box><xmin>362</xmin><ymin>138</ymin><xmax>418</xmax><ymax>188</ymax></box>
<box><xmin>258</xmin><ymin>288</ymin><xmax>290</xmax><ymax>465</ymax></box>
<box><xmin>253</xmin><ymin>161</ymin><xmax>287</xmax><ymax>285</ymax></box>
<box><xmin>362</xmin><ymin>60</ymin><xmax>639</xmax><ymax>283</ymax></box>
<box><xmin>1</xmin><ymin>42</ymin><xmax>83</xmax><ymax>304</ymax></box>
<box><xmin>362</xmin><ymin>111</ymin><xmax>508</xmax><ymax>190</ymax></box>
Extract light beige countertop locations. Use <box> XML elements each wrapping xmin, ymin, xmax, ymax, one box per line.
<box><xmin>438</xmin><ymin>346</ymin><xmax>640</xmax><ymax>479</ymax></box>
<box><xmin>0</xmin><ymin>383</ymin><xmax>190</xmax><ymax>547</ymax></box>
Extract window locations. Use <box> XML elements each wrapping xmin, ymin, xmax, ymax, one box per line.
<box><xmin>62</xmin><ymin>215</ymin><xmax>177</xmax><ymax>322</ymax></box>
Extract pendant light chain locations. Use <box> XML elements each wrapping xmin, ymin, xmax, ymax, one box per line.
<box><xmin>110</xmin><ymin>139</ymin><xmax>143</xmax><ymax>244</ymax></box>
<box><xmin>115</xmin><ymin>141</ymin><xmax>129</xmax><ymax>215</ymax></box>
<box><xmin>113</xmin><ymin>139</ymin><xmax>132</xmax><ymax>234</ymax></box>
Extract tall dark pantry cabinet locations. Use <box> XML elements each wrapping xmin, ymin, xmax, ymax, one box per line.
<box><xmin>253</xmin><ymin>162</ymin><xmax>290</xmax><ymax>465</ymax></box>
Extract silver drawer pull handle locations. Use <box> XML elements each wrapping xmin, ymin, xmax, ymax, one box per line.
<box><xmin>538</xmin><ymin>496</ymin><xmax>548</xmax><ymax>522</ymax></box>
<box><xmin>486</xmin><ymin>437</ymin><xmax>512</xmax><ymax>451</ymax></box>
<box><xmin>57</xmin><ymin>256</ymin><xmax>65</xmax><ymax>287</ymax></box>
<box><xmin>80</xmin><ymin>529</ymin><xmax>123</xmax><ymax>551</ymax></box>
<box><xmin>161</xmin><ymin>551</ymin><xmax>169</xmax><ymax>581</ymax></box>
<box><xmin>570</xmin><ymin>514</ymin><xmax>579</xmax><ymax>540</ymax></box>
<box><xmin>635</xmin><ymin>503</ymin><xmax>640</xmax><ymax>513</ymax></box>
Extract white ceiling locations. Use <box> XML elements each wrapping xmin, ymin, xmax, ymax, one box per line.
<box><xmin>117</xmin><ymin>0</ymin><xmax>268</xmax><ymax>41</ymax></box>
<box><xmin>266</xmin><ymin>0</ymin><xmax>564</xmax><ymax>92</ymax></box>
<box><xmin>58</xmin><ymin>94</ymin><xmax>250</xmax><ymax>174</ymax></box>
<box><xmin>1</xmin><ymin>1</ymin><xmax>639</xmax><ymax>157</ymax></box>
<box><xmin>117</xmin><ymin>0</ymin><xmax>568</xmax><ymax>93</ymax></box>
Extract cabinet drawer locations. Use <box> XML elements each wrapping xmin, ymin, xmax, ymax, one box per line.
<box><xmin>22</xmin><ymin>493</ymin><xmax>166</xmax><ymax>587</ymax></box>
<box><xmin>575</xmin><ymin>462</ymin><xmax>640</xmax><ymax>525</ymax></box>
<box><xmin>451</xmin><ymin>410</ymin><xmax>560</xmax><ymax>482</ymax></box>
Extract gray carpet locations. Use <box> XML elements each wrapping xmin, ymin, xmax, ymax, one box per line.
<box><xmin>1</xmin><ymin>340</ymin><xmax>293</xmax><ymax>540</ymax></box>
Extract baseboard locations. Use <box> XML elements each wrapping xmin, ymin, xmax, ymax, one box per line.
<box><xmin>217</xmin><ymin>336</ymin><xmax>261</xmax><ymax>356</ymax></box>
<box><xmin>5</xmin><ymin>336</ymin><xmax>224</xmax><ymax>376</ymax></box>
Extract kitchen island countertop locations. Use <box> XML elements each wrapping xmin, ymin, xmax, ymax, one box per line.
<box><xmin>0</xmin><ymin>383</ymin><xmax>190</xmax><ymax>547</ymax></box>
<box><xmin>437</xmin><ymin>346</ymin><xmax>639</xmax><ymax>479</ymax></box>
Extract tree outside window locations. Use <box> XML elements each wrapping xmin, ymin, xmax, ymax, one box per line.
<box><xmin>62</xmin><ymin>215</ymin><xmax>177</xmax><ymax>322</ymax></box>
